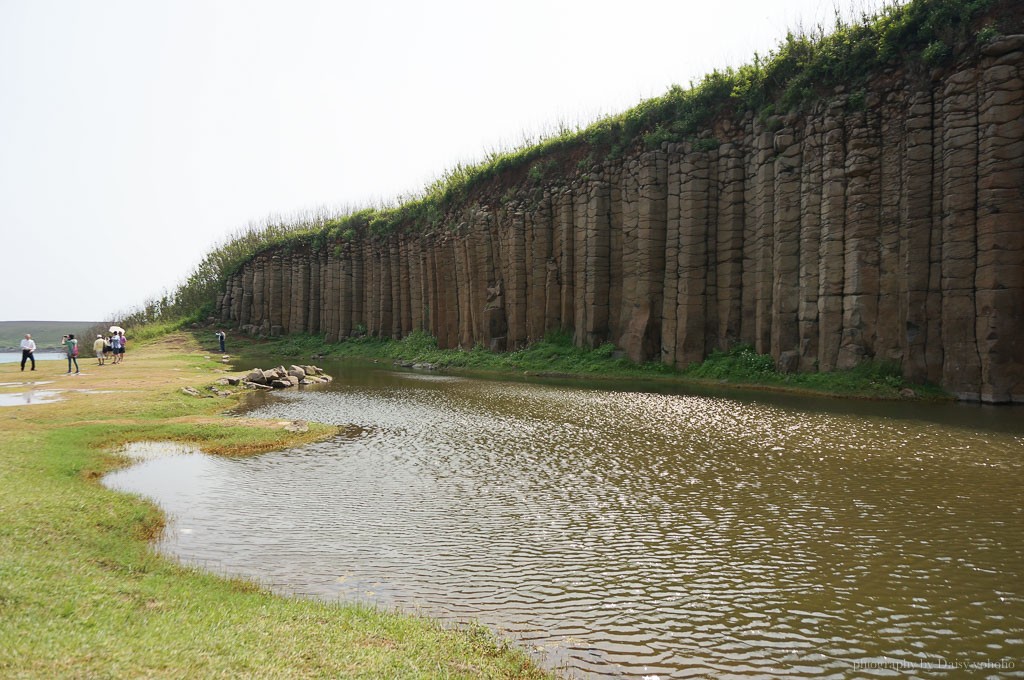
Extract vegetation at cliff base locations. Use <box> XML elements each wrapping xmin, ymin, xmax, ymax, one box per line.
<box><xmin>0</xmin><ymin>333</ymin><xmax>550</xmax><ymax>679</ymax></box>
<box><xmin>243</xmin><ymin>330</ymin><xmax>947</xmax><ymax>400</ymax></box>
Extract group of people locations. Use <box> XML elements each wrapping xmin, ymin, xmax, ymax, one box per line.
<box><xmin>17</xmin><ymin>331</ymin><xmax>126</xmax><ymax>375</ymax></box>
<box><xmin>91</xmin><ymin>332</ymin><xmax>127</xmax><ymax>367</ymax></box>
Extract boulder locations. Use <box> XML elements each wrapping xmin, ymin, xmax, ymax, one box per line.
<box><xmin>244</xmin><ymin>382</ymin><xmax>273</xmax><ymax>391</ymax></box>
<box><xmin>776</xmin><ymin>351</ymin><xmax>800</xmax><ymax>374</ymax></box>
<box><xmin>287</xmin><ymin>365</ymin><xmax>306</xmax><ymax>380</ymax></box>
<box><xmin>271</xmin><ymin>379</ymin><xmax>292</xmax><ymax>389</ymax></box>
<box><xmin>245</xmin><ymin>368</ymin><xmax>267</xmax><ymax>385</ymax></box>
<box><xmin>283</xmin><ymin>420</ymin><xmax>308</xmax><ymax>433</ymax></box>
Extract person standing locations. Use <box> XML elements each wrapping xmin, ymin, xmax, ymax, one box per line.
<box><xmin>20</xmin><ymin>334</ymin><xmax>36</xmax><ymax>371</ymax></box>
<box><xmin>117</xmin><ymin>331</ymin><xmax>127</xmax><ymax>363</ymax></box>
<box><xmin>215</xmin><ymin>329</ymin><xmax>226</xmax><ymax>353</ymax></box>
<box><xmin>63</xmin><ymin>334</ymin><xmax>79</xmax><ymax>374</ymax></box>
<box><xmin>109</xmin><ymin>332</ymin><xmax>121</xmax><ymax>364</ymax></box>
<box><xmin>93</xmin><ymin>335</ymin><xmax>106</xmax><ymax>366</ymax></box>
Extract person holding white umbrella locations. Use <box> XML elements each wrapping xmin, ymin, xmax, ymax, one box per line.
<box><xmin>109</xmin><ymin>328</ymin><xmax>122</xmax><ymax>364</ymax></box>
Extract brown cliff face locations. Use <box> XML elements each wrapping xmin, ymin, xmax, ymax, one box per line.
<box><xmin>218</xmin><ymin>34</ymin><xmax>1024</xmax><ymax>403</ymax></box>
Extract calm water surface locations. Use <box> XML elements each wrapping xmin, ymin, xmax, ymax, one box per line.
<box><xmin>0</xmin><ymin>351</ymin><xmax>66</xmax><ymax>364</ymax></box>
<box><xmin>103</xmin><ymin>363</ymin><xmax>1024</xmax><ymax>679</ymax></box>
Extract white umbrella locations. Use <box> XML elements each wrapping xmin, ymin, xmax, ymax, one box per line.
<box><xmin>109</xmin><ymin>325</ymin><xmax>125</xmax><ymax>334</ymax></box>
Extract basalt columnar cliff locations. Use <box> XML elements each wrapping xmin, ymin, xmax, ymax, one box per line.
<box><xmin>215</xmin><ymin>8</ymin><xmax>1023</xmax><ymax>403</ymax></box>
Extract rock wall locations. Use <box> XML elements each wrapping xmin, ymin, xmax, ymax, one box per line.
<box><xmin>218</xmin><ymin>35</ymin><xmax>1024</xmax><ymax>403</ymax></box>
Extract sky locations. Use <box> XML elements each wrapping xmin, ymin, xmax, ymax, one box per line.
<box><xmin>0</xmin><ymin>0</ymin><xmax>895</xmax><ymax>322</ymax></box>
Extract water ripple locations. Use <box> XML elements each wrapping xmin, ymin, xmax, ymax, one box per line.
<box><xmin>103</xmin><ymin>369</ymin><xmax>1024</xmax><ymax>679</ymax></box>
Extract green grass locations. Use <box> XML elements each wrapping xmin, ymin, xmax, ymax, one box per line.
<box><xmin>0</xmin><ymin>334</ymin><xmax>551</xmax><ymax>679</ymax></box>
<box><xmin>683</xmin><ymin>344</ymin><xmax>948</xmax><ymax>398</ymax></box>
<box><xmin>241</xmin><ymin>330</ymin><xmax>949</xmax><ymax>400</ymax></box>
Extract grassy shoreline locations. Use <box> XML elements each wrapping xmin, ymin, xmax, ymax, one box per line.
<box><xmin>0</xmin><ymin>333</ymin><xmax>551</xmax><ymax>679</ymax></box>
<box><xmin>237</xmin><ymin>329</ymin><xmax>950</xmax><ymax>402</ymax></box>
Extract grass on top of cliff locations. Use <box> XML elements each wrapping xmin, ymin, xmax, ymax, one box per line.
<box><xmin>239</xmin><ymin>330</ymin><xmax>948</xmax><ymax>400</ymax></box>
<box><xmin>0</xmin><ymin>332</ymin><xmax>551</xmax><ymax>679</ymax></box>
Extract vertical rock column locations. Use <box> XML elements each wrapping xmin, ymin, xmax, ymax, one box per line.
<box><xmin>541</xmin><ymin>193</ymin><xmax>561</xmax><ymax>336</ymax></box>
<box><xmin>612</xmin><ymin>163</ymin><xmax>633</xmax><ymax>343</ymax></box>
<box><xmin>715</xmin><ymin>142</ymin><xmax>745</xmax><ymax>351</ymax></box>
<box><xmin>503</xmin><ymin>210</ymin><xmax>528</xmax><ymax>349</ymax></box>
<box><xmin>661</xmin><ymin>147</ymin><xmax>681</xmax><ymax>365</ymax></box>
<box><xmin>269</xmin><ymin>254</ymin><xmax>283</xmax><ymax>335</ymax></box>
<box><xmin>674</xmin><ymin>146</ymin><xmax>710</xmax><ymax>366</ymax></box>
<box><xmin>280</xmin><ymin>254</ymin><xmax>292</xmax><ymax>333</ymax></box>
<box><xmin>441</xmin><ymin>237</ymin><xmax>460</xmax><ymax>348</ymax></box>
<box><xmin>464</xmin><ymin>215</ymin><xmax>489</xmax><ymax>342</ymax></box>
<box><xmin>396</xmin><ymin>236</ymin><xmax>412</xmax><ymax>337</ymax></box>
<box><xmin>940</xmin><ymin>68</ymin><xmax>982</xmax><ymax>399</ymax></box>
<box><xmin>876</xmin><ymin>91</ymin><xmax>906</xmax><ymax>363</ymax></box>
<box><xmin>322</xmin><ymin>250</ymin><xmax>337</xmax><ymax>342</ymax></box>
<box><xmin>797</xmin><ymin>115</ymin><xmax>823</xmax><ymax>371</ymax></box>
<box><xmin>818</xmin><ymin>100</ymin><xmax>847</xmax><ymax>371</ymax></box>
<box><xmin>582</xmin><ymin>175</ymin><xmax>611</xmax><ymax>348</ymax></box>
<box><xmin>239</xmin><ymin>263</ymin><xmax>253</xmax><ymax>328</ymax></box>
<box><xmin>408</xmin><ymin>238</ymin><xmax>424</xmax><ymax>333</ymax></box>
<box><xmin>307</xmin><ymin>250</ymin><xmax>322</xmax><ymax>336</ymax></box>
<box><xmin>752</xmin><ymin>123</ymin><xmax>775</xmax><ymax>354</ymax></box>
<box><xmin>251</xmin><ymin>257</ymin><xmax>266</xmax><ymax>331</ymax></box>
<box><xmin>291</xmin><ymin>255</ymin><xmax>305</xmax><ymax>333</ymax></box>
<box><xmin>478</xmin><ymin>211</ymin><xmax>507</xmax><ymax>347</ymax></box>
<box><xmin>454</xmin><ymin>226</ymin><xmax>474</xmax><ymax>347</ymax></box>
<box><xmin>389</xmin><ymin>237</ymin><xmax>402</xmax><ymax>338</ymax></box>
<box><xmin>556</xmin><ymin>189</ymin><xmax>575</xmax><ymax>334</ymax></box>
<box><xmin>838</xmin><ymin>99</ymin><xmax>882</xmax><ymax>369</ymax></box>
<box><xmin>976</xmin><ymin>37</ymin><xmax>1024</xmax><ymax>403</ymax></box>
<box><xmin>345</xmin><ymin>244</ymin><xmax>360</xmax><ymax>338</ymax></box>
<box><xmin>378</xmin><ymin>241</ymin><xmax>394</xmax><ymax>339</ymax></box>
<box><xmin>900</xmin><ymin>91</ymin><xmax>935</xmax><ymax>383</ymax></box>
<box><xmin>526</xmin><ymin>203</ymin><xmax>551</xmax><ymax>343</ymax></box>
<box><xmin>770</xmin><ymin>124</ymin><xmax>802</xmax><ymax>365</ymax></box>
<box><xmin>426</xmin><ymin>238</ymin><xmax>443</xmax><ymax>343</ymax></box>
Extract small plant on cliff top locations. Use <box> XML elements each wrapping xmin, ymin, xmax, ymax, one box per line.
<box><xmin>976</xmin><ymin>23</ymin><xmax>1000</xmax><ymax>44</ymax></box>
<box><xmin>922</xmin><ymin>39</ymin><xmax>952</xmax><ymax>64</ymax></box>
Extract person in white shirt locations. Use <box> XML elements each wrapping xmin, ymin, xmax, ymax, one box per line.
<box><xmin>20</xmin><ymin>334</ymin><xmax>36</xmax><ymax>371</ymax></box>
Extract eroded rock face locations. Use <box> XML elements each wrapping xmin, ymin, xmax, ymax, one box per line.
<box><xmin>216</xmin><ymin>33</ymin><xmax>1024</xmax><ymax>403</ymax></box>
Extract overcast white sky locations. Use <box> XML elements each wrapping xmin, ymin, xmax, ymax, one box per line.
<box><xmin>1</xmin><ymin>0</ymin><xmax>893</xmax><ymax>322</ymax></box>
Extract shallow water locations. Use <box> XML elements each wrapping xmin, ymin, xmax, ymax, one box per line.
<box><xmin>0</xmin><ymin>351</ymin><xmax>65</xmax><ymax>364</ymax></box>
<box><xmin>0</xmin><ymin>389</ymin><xmax>63</xmax><ymax>406</ymax></box>
<box><xmin>103</xmin><ymin>364</ymin><xmax>1024</xmax><ymax>679</ymax></box>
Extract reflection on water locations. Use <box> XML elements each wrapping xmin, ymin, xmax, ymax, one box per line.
<box><xmin>0</xmin><ymin>389</ymin><xmax>63</xmax><ymax>406</ymax></box>
<box><xmin>103</xmin><ymin>365</ymin><xmax>1024</xmax><ymax>679</ymax></box>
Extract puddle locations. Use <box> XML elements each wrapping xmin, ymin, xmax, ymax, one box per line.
<box><xmin>119</xmin><ymin>441</ymin><xmax>205</xmax><ymax>461</ymax></box>
<box><xmin>0</xmin><ymin>380</ymin><xmax>55</xmax><ymax>387</ymax></box>
<box><xmin>0</xmin><ymin>390</ymin><xmax>63</xmax><ymax>406</ymax></box>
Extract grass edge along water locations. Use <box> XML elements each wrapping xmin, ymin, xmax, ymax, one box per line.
<box><xmin>0</xmin><ymin>331</ymin><xmax>552</xmax><ymax>679</ymax></box>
